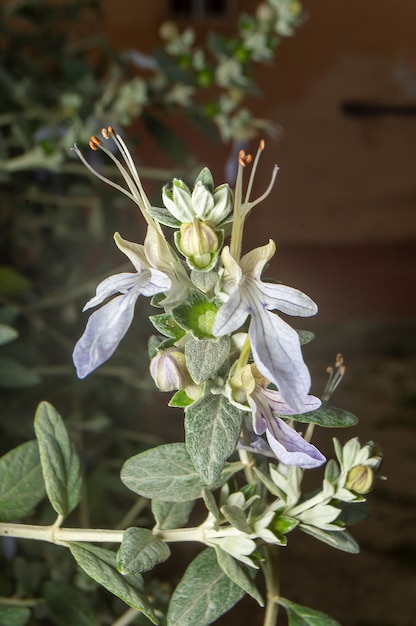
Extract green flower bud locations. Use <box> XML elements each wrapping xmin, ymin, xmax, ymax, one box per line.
<box><xmin>345</xmin><ymin>465</ymin><xmax>374</xmax><ymax>495</ymax></box>
<box><xmin>179</xmin><ymin>220</ymin><xmax>219</xmax><ymax>270</ymax></box>
<box><xmin>149</xmin><ymin>347</ymin><xmax>191</xmax><ymax>392</ymax></box>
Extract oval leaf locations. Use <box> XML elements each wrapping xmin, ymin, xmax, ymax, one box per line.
<box><xmin>185</xmin><ymin>336</ymin><xmax>230</xmax><ymax>384</ymax></box>
<box><xmin>69</xmin><ymin>542</ymin><xmax>157</xmax><ymax>624</ymax></box>
<box><xmin>151</xmin><ymin>499</ymin><xmax>195</xmax><ymax>530</ymax></box>
<box><xmin>121</xmin><ymin>443</ymin><xmax>242</xmax><ymax>502</ymax></box>
<box><xmin>34</xmin><ymin>401</ymin><xmax>82</xmax><ymax>517</ymax></box>
<box><xmin>299</xmin><ymin>525</ymin><xmax>360</xmax><ymax>553</ymax></box>
<box><xmin>278</xmin><ymin>597</ymin><xmax>342</xmax><ymax>626</ymax></box>
<box><xmin>167</xmin><ymin>548</ymin><xmax>245</xmax><ymax>626</ymax></box>
<box><xmin>117</xmin><ymin>527</ymin><xmax>171</xmax><ymax>574</ymax></box>
<box><xmin>0</xmin><ymin>440</ymin><xmax>46</xmax><ymax>522</ymax></box>
<box><xmin>185</xmin><ymin>394</ymin><xmax>242</xmax><ymax>484</ymax></box>
<box><xmin>213</xmin><ymin>545</ymin><xmax>263</xmax><ymax>606</ymax></box>
<box><xmin>290</xmin><ymin>402</ymin><xmax>358</xmax><ymax>428</ymax></box>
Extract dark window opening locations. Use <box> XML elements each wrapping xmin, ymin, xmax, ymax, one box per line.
<box><xmin>170</xmin><ymin>0</ymin><xmax>228</xmax><ymax>18</ymax></box>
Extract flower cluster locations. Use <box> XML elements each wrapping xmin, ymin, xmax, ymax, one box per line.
<box><xmin>73</xmin><ymin>127</ymin><xmax>321</xmax><ymax>470</ymax></box>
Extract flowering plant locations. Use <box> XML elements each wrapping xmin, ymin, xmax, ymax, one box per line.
<box><xmin>0</xmin><ymin>129</ymin><xmax>383</xmax><ymax>626</ymax></box>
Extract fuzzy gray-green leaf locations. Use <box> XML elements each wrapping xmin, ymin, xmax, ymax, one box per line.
<box><xmin>278</xmin><ymin>597</ymin><xmax>342</xmax><ymax>625</ymax></box>
<box><xmin>0</xmin><ymin>440</ymin><xmax>46</xmax><ymax>522</ymax></box>
<box><xmin>69</xmin><ymin>543</ymin><xmax>157</xmax><ymax>624</ymax></box>
<box><xmin>299</xmin><ymin>525</ymin><xmax>360</xmax><ymax>553</ymax></box>
<box><xmin>185</xmin><ymin>394</ymin><xmax>242</xmax><ymax>484</ymax></box>
<box><xmin>152</xmin><ymin>499</ymin><xmax>195</xmax><ymax>530</ymax></box>
<box><xmin>185</xmin><ymin>335</ymin><xmax>230</xmax><ymax>383</ymax></box>
<box><xmin>290</xmin><ymin>402</ymin><xmax>358</xmax><ymax>428</ymax></box>
<box><xmin>213</xmin><ymin>545</ymin><xmax>263</xmax><ymax>606</ymax></box>
<box><xmin>34</xmin><ymin>401</ymin><xmax>82</xmax><ymax>517</ymax></box>
<box><xmin>117</xmin><ymin>527</ymin><xmax>170</xmax><ymax>574</ymax></box>
<box><xmin>167</xmin><ymin>548</ymin><xmax>245</xmax><ymax>626</ymax></box>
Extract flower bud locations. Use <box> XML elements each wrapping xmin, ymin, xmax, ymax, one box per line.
<box><xmin>345</xmin><ymin>465</ymin><xmax>374</xmax><ymax>494</ymax></box>
<box><xmin>149</xmin><ymin>347</ymin><xmax>191</xmax><ymax>392</ymax></box>
<box><xmin>179</xmin><ymin>220</ymin><xmax>219</xmax><ymax>270</ymax></box>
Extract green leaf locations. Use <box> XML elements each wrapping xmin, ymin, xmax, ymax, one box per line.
<box><xmin>272</xmin><ymin>515</ymin><xmax>298</xmax><ymax>536</ymax></box>
<box><xmin>185</xmin><ymin>335</ymin><xmax>230</xmax><ymax>384</ymax></box>
<box><xmin>278</xmin><ymin>597</ymin><xmax>342</xmax><ymax>625</ymax></box>
<box><xmin>168</xmin><ymin>389</ymin><xmax>194</xmax><ymax>407</ymax></box>
<box><xmin>185</xmin><ymin>394</ymin><xmax>243</xmax><ymax>484</ymax></box>
<box><xmin>167</xmin><ymin>548</ymin><xmax>245</xmax><ymax>626</ymax></box>
<box><xmin>121</xmin><ymin>443</ymin><xmax>241</xmax><ymax>502</ymax></box>
<box><xmin>0</xmin><ymin>356</ymin><xmax>41</xmax><ymax>388</ymax></box>
<box><xmin>220</xmin><ymin>505</ymin><xmax>251</xmax><ymax>534</ymax></box>
<box><xmin>0</xmin><ymin>323</ymin><xmax>18</xmax><ymax>346</ymax></box>
<box><xmin>148</xmin><ymin>205</ymin><xmax>182</xmax><ymax>228</ymax></box>
<box><xmin>34</xmin><ymin>401</ymin><xmax>82</xmax><ymax>517</ymax></box>
<box><xmin>117</xmin><ymin>527</ymin><xmax>171</xmax><ymax>575</ymax></box>
<box><xmin>172</xmin><ymin>291</ymin><xmax>220</xmax><ymax>339</ymax></box>
<box><xmin>152</xmin><ymin>499</ymin><xmax>195</xmax><ymax>530</ymax></box>
<box><xmin>0</xmin><ymin>606</ymin><xmax>30</xmax><ymax>626</ymax></box>
<box><xmin>202</xmin><ymin>488</ymin><xmax>219</xmax><ymax>520</ymax></box>
<box><xmin>190</xmin><ymin>269</ymin><xmax>218</xmax><ymax>293</ymax></box>
<box><xmin>149</xmin><ymin>313</ymin><xmax>186</xmax><ymax>339</ymax></box>
<box><xmin>213</xmin><ymin>545</ymin><xmax>263</xmax><ymax>606</ymax></box>
<box><xmin>43</xmin><ymin>581</ymin><xmax>96</xmax><ymax>626</ymax></box>
<box><xmin>69</xmin><ymin>543</ymin><xmax>157</xmax><ymax>623</ymax></box>
<box><xmin>194</xmin><ymin>167</ymin><xmax>214</xmax><ymax>190</ymax></box>
<box><xmin>0</xmin><ymin>440</ymin><xmax>46</xmax><ymax>522</ymax></box>
<box><xmin>299</xmin><ymin>525</ymin><xmax>360</xmax><ymax>553</ymax></box>
<box><xmin>290</xmin><ymin>401</ymin><xmax>358</xmax><ymax>428</ymax></box>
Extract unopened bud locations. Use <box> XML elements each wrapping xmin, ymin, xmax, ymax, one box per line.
<box><xmin>179</xmin><ymin>220</ymin><xmax>219</xmax><ymax>269</ymax></box>
<box><xmin>149</xmin><ymin>347</ymin><xmax>191</xmax><ymax>392</ymax></box>
<box><xmin>345</xmin><ymin>465</ymin><xmax>374</xmax><ymax>494</ymax></box>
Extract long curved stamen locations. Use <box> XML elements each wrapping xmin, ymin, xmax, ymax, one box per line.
<box><xmin>94</xmin><ymin>135</ymin><xmax>150</xmax><ymax>221</ymax></box>
<box><xmin>229</xmin><ymin>150</ymin><xmax>250</xmax><ymax>262</ymax></box>
<box><xmin>105</xmin><ymin>127</ymin><xmax>152</xmax><ymax>213</ymax></box>
<box><xmin>72</xmin><ymin>144</ymin><xmax>137</xmax><ymax>204</ymax></box>
<box><xmin>244</xmin><ymin>164</ymin><xmax>279</xmax><ymax>215</ymax></box>
<box><xmin>243</xmin><ymin>139</ymin><xmax>265</xmax><ymax>210</ymax></box>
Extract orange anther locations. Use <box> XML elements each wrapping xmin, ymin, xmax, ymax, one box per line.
<box><xmin>259</xmin><ymin>139</ymin><xmax>265</xmax><ymax>151</ymax></box>
<box><xmin>101</xmin><ymin>127</ymin><xmax>110</xmax><ymax>139</ymax></box>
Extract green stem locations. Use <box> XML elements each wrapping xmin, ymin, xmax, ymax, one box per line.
<box><xmin>261</xmin><ymin>544</ymin><xmax>280</xmax><ymax>626</ymax></box>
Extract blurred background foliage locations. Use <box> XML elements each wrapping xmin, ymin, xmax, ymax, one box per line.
<box><xmin>0</xmin><ymin>2</ymin><xmax>302</xmax><ymax>623</ymax></box>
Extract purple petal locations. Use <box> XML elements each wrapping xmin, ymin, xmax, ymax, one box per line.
<box><xmin>83</xmin><ymin>273</ymin><xmax>140</xmax><ymax>311</ymax></box>
<box><xmin>265</xmin><ymin>417</ymin><xmax>326</xmax><ymax>469</ymax></box>
<box><xmin>139</xmin><ymin>268</ymin><xmax>171</xmax><ymax>296</ymax></box>
<box><xmin>258</xmin><ymin>280</ymin><xmax>318</xmax><ymax>317</ymax></box>
<box><xmin>73</xmin><ymin>291</ymin><xmax>139</xmax><ymax>378</ymax></box>
<box><xmin>247</xmin><ymin>295</ymin><xmax>311</xmax><ymax>412</ymax></box>
<box><xmin>212</xmin><ymin>290</ymin><xmax>249</xmax><ymax>337</ymax></box>
<box><xmin>261</xmin><ymin>388</ymin><xmax>321</xmax><ymax>415</ymax></box>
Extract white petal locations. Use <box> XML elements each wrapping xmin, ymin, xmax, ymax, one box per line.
<box><xmin>138</xmin><ymin>268</ymin><xmax>171</xmax><ymax>296</ymax></box>
<box><xmin>73</xmin><ymin>291</ymin><xmax>139</xmax><ymax>378</ymax></box>
<box><xmin>265</xmin><ymin>418</ymin><xmax>326</xmax><ymax>469</ymax></box>
<box><xmin>259</xmin><ymin>281</ymin><xmax>318</xmax><ymax>317</ymax></box>
<box><xmin>239</xmin><ymin>240</ymin><xmax>276</xmax><ymax>279</ymax></box>
<box><xmin>83</xmin><ymin>273</ymin><xmax>139</xmax><ymax>311</ymax></box>
<box><xmin>191</xmin><ymin>181</ymin><xmax>214</xmax><ymax>220</ymax></box>
<box><xmin>261</xmin><ymin>388</ymin><xmax>321</xmax><ymax>415</ymax></box>
<box><xmin>212</xmin><ymin>290</ymin><xmax>248</xmax><ymax>337</ymax></box>
<box><xmin>114</xmin><ymin>232</ymin><xmax>147</xmax><ymax>272</ymax></box>
<box><xmin>247</xmin><ymin>292</ymin><xmax>311</xmax><ymax>411</ymax></box>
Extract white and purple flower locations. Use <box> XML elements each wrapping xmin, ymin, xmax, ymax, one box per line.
<box><xmin>212</xmin><ymin>240</ymin><xmax>318</xmax><ymax>412</ymax></box>
<box><xmin>73</xmin><ymin>231</ymin><xmax>171</xmax><ymax>379</ymax></box>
